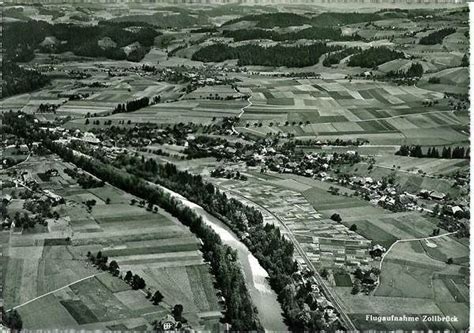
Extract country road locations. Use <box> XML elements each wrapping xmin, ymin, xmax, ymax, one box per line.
<box><xmin>374</xmin><ymin>231</ymin><xmax>458</xmax><ymax>292</ymax></box>
<box><xmin>232</xmin><ymin>96</ymin><xmax>252</xmax><ymax>135</ymax></box>
<box><xmin>8</xmin><ymin>274</ymin><xmax>99</xmax><ymax>312</ymax></box>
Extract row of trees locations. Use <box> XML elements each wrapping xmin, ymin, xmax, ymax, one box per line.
<box><xmin>192</xmin><ymin>43</ymin><xmax>340</xmax><ymax>68</ymax></box>
<box><xmin>87</xmin><ymin>251</ymin><xmax>164</xmax><ymax>302</ymax></box>
<box><xmin>112</xmin><ymin>97</ymin><xmax>150</xmax><ymax>114</ymax></box>
<box><xmin>396</xmin><ymin>145</ymin><xmax>469</xmax><ymax>159</ymax></box>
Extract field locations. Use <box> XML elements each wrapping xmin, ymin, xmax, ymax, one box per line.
<box><xmin>105</xmin><ymin>99</ymin><xmax>246</xmax><ymax>124</ymax></box>
<box><xmin>234</xmin><ymin>77</ymin><xmax>467</xmax><ymax>145</ymax></box>
<box><xmin>17</xmin><ymin>275</ymin><xmax>157</xmax><ymax>330</ymax></box>
<box><xmin>2</xmin><ymin>61</ymin><xmax>183</xmax><ymax>120</ymax></box>
<box><xmin>331</xmin><ymin>217</ymin><xmax>469</xmax><ymax>331</ymax></box>
<box><xmin>363</xmin><ymin>237</ymin><xmax>468</xmax><ymax>330</ymax></box>
<box><xmin>2</xmin><ymin>156</ymin><xmax>221</xmax><ymax>330</ymax></box>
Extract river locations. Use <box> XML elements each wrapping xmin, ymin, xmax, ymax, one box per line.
<box><xmin>157</xmin><ymin>185</ymin><xmax>288</xmax><ymax>332</ymax></box>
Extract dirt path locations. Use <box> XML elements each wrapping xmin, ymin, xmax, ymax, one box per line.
<box><xmin>374</xmin><ymin>231</ymin><xmax>457</xmax><ymax>292</ymax></box>
<box><xmin>232</xmin><ymin>96</ymin><xmax>252</xmax><ymax>135</ymax></box>
<box><xmin>8</xmin><ymin>274</ymin><xmax>100</xmax><ymax>312</ymax></box>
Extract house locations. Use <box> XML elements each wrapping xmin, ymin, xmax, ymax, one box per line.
<box><xmin>430</xmin><ymin>192</ymin><xmax>446</xmax><ymax>201</ymax></box>
<box><xmin>451</xmin><ymin>206</ymin><xmax>464</xmax><ymax>217</ymax></box>
<box><xmin>369</xmin><ymin>244</ymin><xmax>386</xmax><ymax>258</ymax></box>
<box><xmin>19</xmin><ymin>144</ymin><xmax>29</xmax><ymax>153</ymax></box>
<box><xmin>361</xmin><ymin>274</ymin><xmax>378</xmax><ymax>287</ymax></box>
<box><xmin>45</xmin><ymin>169</ymin><xmax>59</xmax><ymax>177</ymax></box>
<box><xmin>418</xmin><ymin>189</ymin><xmax>432</xmax><ymax>199</ymax></box>
<box><xmin>81</xmin><ymin>132</ymin><xmax>100</xmax><ymax>145</ymax></box>
<box><xmin>43</xmin><ymin>190</ymin><xmax>63</xmax><ymax>203</ymax></box>
<box><xmin>1</xmin><ymin>194</ymin><xmax>12</xmax><ymax>203</ymax></box>
<box><xmin>158</xmin><ymin>314</ymin><xmax>177</xmax><ymax>331</ymax></box>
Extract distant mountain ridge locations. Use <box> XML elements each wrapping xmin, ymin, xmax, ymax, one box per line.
<box><xmin>3</xmin><ymin>0</ymin><xmax>468</xmax><ymax>5</ymax></box>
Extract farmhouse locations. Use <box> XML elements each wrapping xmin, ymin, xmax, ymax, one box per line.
<box><xmin>1</xmin><ymin>194</ymin><xmax>12</xmax><ymax>203</ymax></box>
<box><xmin>43</xmin><ymin>189</ymin><xmax>63</xmax><ymax>203</ymax></box>
<box><xmin>158</xmin><ymin>314</ymin><xmax>177</xmax><ymax>331</ymax></box>
<box><xmin>430</xmin><ymin>191</ymin><xmax>446</xmax><ymax>201</ymax></box>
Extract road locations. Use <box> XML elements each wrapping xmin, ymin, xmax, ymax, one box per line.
<box><xmin>4</xmin><ymin>152</ymin><xmax>31</xmax><ymax>170</ymax></box>
<box><xmin>8</xmin><ymin>274</ymin><xmax>98</xmax><ymax>312</ymax></box>
<box><xmin>374</xmin><ymin>231</ymin><xmax>458</xmax><ymax>291</ymax></box>
<box><xmin>232</xmin><ymin>96</ymin><xmax>252</xmax><ymax>135</ymax></box>
<box><xmin>227</xmin><ymin>189</ymin><xmax>358</xmax><ymax>331</ymax></box>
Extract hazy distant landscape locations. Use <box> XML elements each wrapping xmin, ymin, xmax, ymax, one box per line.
<box><xmin>0</xmin><ymin>1</ymin><xmax>469</xmax><ymax>332</ymax></box>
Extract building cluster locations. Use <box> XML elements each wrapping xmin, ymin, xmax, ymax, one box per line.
<box><xmin>293</xmin><ymin>268</ymin><xmax>339</xmax><ymax>325</ymax></box>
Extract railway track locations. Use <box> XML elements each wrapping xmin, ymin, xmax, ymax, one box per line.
<box><xmin>228</xmin><ymin>189</ymin><xmax>358</xmax><ymax>331</ymax></box>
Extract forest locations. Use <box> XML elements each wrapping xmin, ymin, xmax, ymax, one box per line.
<box><xmin>322</xmin><ymin>47</ymin><xmax>359</xmax><ymax>67</ymax></box>
<box><xmin>396</xmin><ymin>145</ymin><xmax>469</xmax><ymax>159</ymax></box>
<box><xmin>222</xmin><ymin>12</ymin><xmax>312</xmax><ymax>28</ymax></box>
<box><xmin>223</xmin><ymin>27</ymin><xmax>361</xmax><ymax>42</ymax></box>
<box><xmin>222</xmin><ymin>12</ymin><xmax>383</xmax><ymax>28</ymax></box>
<box><xmin>347</xmin><ymin>46</ymin><xmax>405</xmax><ymax>68</ymax></box>
<box><xmin>2</xmin><ymin>61</ymin><xmax>51</xmax><ymax>99</ymax></box>
<box><xmin>192</xmin><ymin>43</ymin><xmax>339</xmax><ymax>67</ymax></box>
<box><xmin>419</xmin><ymin>27</ymin><xmax>456</xmax><ymax>45</ymax></box>
<box><xmin>385</xmin><ymin>62</ymin><xmax>424</xmax><ymax>78</ymax></box>
<box><xmin>3</xmin><ymin>20</ymin><xmax>160</xmax><ymax>63</ymax></box>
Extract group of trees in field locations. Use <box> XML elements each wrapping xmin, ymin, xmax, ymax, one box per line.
<box><xmin>419</xmin><ymin>27</ymin><xmax>456</xmax><ymax>45</ymax></box>
<box><xmin>12</xmin><ymin>211</ymin><xmax>45</xmax><ymax>229</ymax></box>
<box><xmin>323</xmin><ymin>47</ymin><xmax>359</xmax><ymax>67</ymax></box>
<box><xmin>87</xmin><ymin>250</ymin><xmax>167</xmax><ymax>308</ymax></box>
<box><xmin>192</xmin><ymin>43</ymin><xmax>340</xmax><ymax>67</ymax></box>
<box><xmin>223</xmin><ymin>27</ymin><xmax>360</xmax><ymax>42</ymax></box>
<box><xmin>112</xmin><ymin>97</ymin><xmax>150</xmax><ymax>114</ymax></box>
<box><xmin>461</xmin><ymin>53</ymin><xmax>469</xmax><ymax>67</ymax></box>
<box><xmin>64</xmin><ymin>168</ymin><xmax>105</xmax><ymax>189</ymax></box>
<box><xmin>396</xmin><ymin>145</ymin><xmax>469</xmax><ymax>159</ymax></box>
<box><xmin>1</xmin><ymin>309</ymin><xmax>22</xmax><ymax>331</ymax></box>
<box><xmin>2</xmin><ymin>61</ymin><xmax>51</xmax><ymax>99</ymax></box>
<box><xmin>347</xmin><ymin>47</ymin><xmax>405</xmax><ymax>68</ymax></box>
<box><xmin>385</xmin><ymin>62</ymin><xmax>424</xmax><ymax>79</ymax></box>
